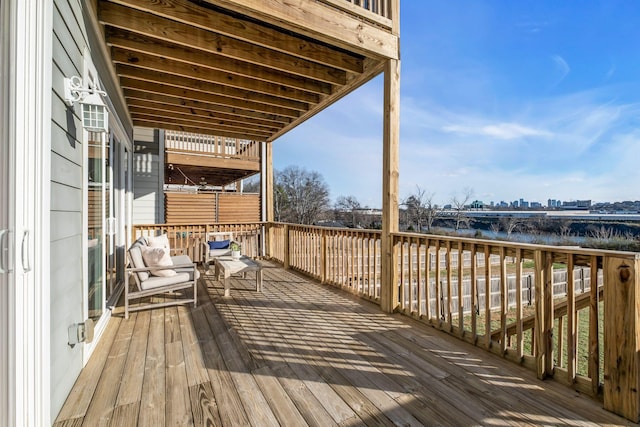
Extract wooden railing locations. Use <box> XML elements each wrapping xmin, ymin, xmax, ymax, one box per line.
<box><xmin>393</xmin><ymin>232</ymin><xmax>640</xmax><ymax>421</ymax></box>
<box><xmin>267</xmin><ymin>224</ymin><xmax>382</xmax><ymax>300</ymax></box>
<box><xmin>128</xmin><ymin>221</ymin><xmax>640</xmax><ymax>421</ymax></box>
<box><xmin>320</xmin><ymin>0</ymin><xmax>393</xmax><ymax>24</ymax></box>
<box><xmin>165</xmin><ymin>130</ymin><xmax>260</xmax><ymax>161</ymax></box>
<box><xmin>132</xmin><ymin>223</ymin><xmax>263</xmax><ymax>262</ymax></box>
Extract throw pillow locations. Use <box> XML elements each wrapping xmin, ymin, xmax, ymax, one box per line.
<box><xmin>140</xmin><ymin>246</ymin><xmax>176</xmax><ymax>277</ymax></box>
<box><xmin>147</xmin><ymin>233</ymin><xmax>171</xmax><ymax>251</ymax></box>
<box><xmin>208</xmin><ymin>239</ymin><xmax>230</xmax><ymax>250</ymax></box>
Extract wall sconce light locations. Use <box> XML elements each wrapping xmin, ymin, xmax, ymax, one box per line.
<box><xmin>63</xmin><ymin>75</ymin><xmax>109</xmax><ymax>133</ymax></box>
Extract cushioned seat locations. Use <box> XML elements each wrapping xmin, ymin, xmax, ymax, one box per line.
<box><xmin>125</xmin><ymin>235</ymin><xmax>198</xmax><ymax>318</ymax></box>
<box><xmin>202</xmin><ymin>232</ymin><xmax>234</xmax><ymax>266</ymax></box>
<box><xmin>139</xmin><ymin>272</ymin><xmax>192</xmax><ymax>291</ymax></box>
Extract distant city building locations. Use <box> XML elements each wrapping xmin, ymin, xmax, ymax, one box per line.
<box><xmin>470</xmin><ymin>200</ymin><xmax>484</xmax><ymax>209</ymax></box>
<box><xmin>562</xmin><ymin>200</ymin><xmax>591</xmax><ymax>210</ymax></box>
<box><xmin>530</xmin><ymin>202</ymin><xmax>542</xmax><ymax>208</ymax></box>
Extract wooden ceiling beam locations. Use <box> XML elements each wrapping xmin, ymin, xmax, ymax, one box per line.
<box><xmin>132</xmin><ymin>118</ymin><xmax>268</xmax><ymax>141</ymax></box>
<box><xmin>116</xmin><ymin>64</ymin><xmax>310</xmax><ymax>111</ymax></box>
<box><xmin>166</xmin><ymin>153</ymin><xmax>261</xmax><ymax>172</ymax></box>
<box><xmin>128</xmin><ymin>106</ymin><xmax>277</xmax><ymax>135</ymax></box>
<box><xmin>125</xmin><ymin>99</ymin><xmax>282</xmax><ymax>130</ymax></box>
<box><xmin>201</xmin><ymin>0</ymin><xmax>399</xmax><ymax>59</ymax></box>
<box><xmin>111</xmin><ymin>47</ymin><xmax>319</xmax><ymax>104</ymax></box>
<box><xmin>106</xmin><ymin>28</ymin><xmax>333</xmax><ymax>96</ymax></box>
<box><xmin>123</xmin><ymin>89</ymin><xmax>293</xmax><ymax>124</ymax></box>
<box><xmin>99</xmin><ymin>1</ymin><xmax>347</xmax><ymax>85</ymax></box>
<box><xmin>119</xmin><ymin>77</ymin><xmax>302</xmax><ymax>118</ymax></box>
<box><xmin>107</xmin><ymin>0</ymin><xmax>364</xmax><ymax>73</ymax></box>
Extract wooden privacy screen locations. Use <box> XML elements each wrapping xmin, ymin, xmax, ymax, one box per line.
<box><xmin>165</xmin><ymin>192</ymin><xmax>260</xmax><ymax>223</ymax></box>
<box><xmin>218</xmin><ymin>193</ymin><xmax>260</xmax><ymax>223</ymax></box>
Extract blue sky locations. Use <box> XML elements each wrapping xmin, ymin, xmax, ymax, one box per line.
<box><xmin>273</xmin><ymin>1</ymin><xmax>640</xmax><ymax>208</ymax></box>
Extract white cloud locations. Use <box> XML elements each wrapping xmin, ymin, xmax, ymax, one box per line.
<box><xmin>443</xmin><ymin>122</ymin><xmax>553</xmax><ymax>140</ymax></box>
<box><xmin>551</xmin><ymin>54</ymin><xmax>570</xmax><ymax>82</ymax></box>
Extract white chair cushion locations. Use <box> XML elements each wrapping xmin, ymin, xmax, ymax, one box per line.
<box><xmin>209</xmin><ymin>248</ymin><xmax>231</xmax><ymax>257</ymax></box>
<box><xmin>147</xmin><ymin>233</ymin><xmax>170</xmax><ymax>251</ymax></box>
<box><xmin>140</xmin><ymin>246</ymin><xmax>176</xmax><ymax>277</ymax></box>
<box><xmin>129</xmin><ymin>244</ymin><xmax>149</xmax><ymax>282</ymax></box>
<box><xmin>139</xmin><ymin>272</ymin><xmax>191</xmax><ymax>290</ymax></box>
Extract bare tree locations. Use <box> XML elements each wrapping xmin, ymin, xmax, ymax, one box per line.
<box><xmin>242</xmin><ymin>175</ymin><xmax>260</xmax><ymax>193</ymax></box>
<box><xmin>489</xmin><ymin>221</ymin><xmax>501</xmax><ymax>234</ymax></box>
<box><xmin>403</xmin><ymin>186</ymin><xmax>438</xmax><ymax>232</ymax></box>
<box><xmin>499</xmin><ymin>216</ymin><xmax>522</xmax><ymax>238</ymax></box>
<box><xmin>557</xmin><ymin>218</ymin><xmax>573</xmax><ymax>238</ymax></box>
<box><xmin>588</xmin><ymin>225</ymin><xmax>618</xmax><ymax>240</ymax></box>
<box><xmin>335</xmin><ymin>195</ymin><xmax>362</xmax><ymax>227</ymax></box>
<box><xmin>450</xmin><ymin>187</ymin><xmax>474</xmax><ymax>231</ymax></box>
<box><xmin>273</xmin><ymin>185</ymin><xmax>287</xmax><ymax>222</ymax></box>
<box><xmin>275</xmin><ymin>166</ymin><xmax>330</xmax><ymax>225</ymax></box>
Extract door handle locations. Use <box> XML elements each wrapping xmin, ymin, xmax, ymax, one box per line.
<box><xmin>21</xmin><ymin>230</ymin><xmax>31</xmax><ymax>273</ymax></box>
<box><xmin>0</xmin><ymin>229</ymin><xmax>10</xmax><ymax>273</ymax></box>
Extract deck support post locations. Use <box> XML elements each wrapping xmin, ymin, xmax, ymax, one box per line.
<box><xmin>380</xmin><ymin>57</ymin><xmax>400</xmax><ymax>313</ymax></box>
<box><xmin>534</xmin><ymin>250</ymin><xmax>554</xmax><ymax>379</ymax></box>
<box><xmin>262</xmin><ymin>142</ymin><xmax>274</xmax><ymax>257</ymax></box>
<box><xmin>604</xmin><ymin>255</ymin><xmax>640</xmax><ymax>422</ymax></box>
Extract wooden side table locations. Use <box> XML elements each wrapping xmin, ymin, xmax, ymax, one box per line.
<box><xmin>213</xmin><ymin>256</ymin><xmax>263</xmax><ymax>297</ymax></box>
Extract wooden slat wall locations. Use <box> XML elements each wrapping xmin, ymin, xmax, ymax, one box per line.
<box><xmin>165</xmin><ymin>193</ymin><xmax>216</xmax><ymax>224</ymax></box>
<box><xmin>218</xmin><ymin>193</ymin><xmax>260</xmax><ymax>223</ymax></box>
<box><xmin>164</xmin><ymin>192</ymin><xmax>260</xmax><ymax>224</ymax></box>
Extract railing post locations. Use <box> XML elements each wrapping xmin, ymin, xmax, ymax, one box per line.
<box><xmin>604</xmin><ymin>255</ymin><xmax>640</xmax><ymax>422</ymax></box>
<box><xmin>321</xmin><ymin>230</ymin><xmax>328</xmax><ymax>284</ymax></box>
<box><xmin>534</xmin><ymin>250</ymin><xmax>554</xmax><ymax>379</ymax></box>
<box><xmin>283</xmin><ymin>224</ymin><xmax>290</xmax><ymax>269</ymax></box>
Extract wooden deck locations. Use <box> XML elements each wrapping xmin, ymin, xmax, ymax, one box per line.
<box><xmin>54</xmin><ymin>261</ymin><xmax>632</xmax><ymax>426</ymax></box>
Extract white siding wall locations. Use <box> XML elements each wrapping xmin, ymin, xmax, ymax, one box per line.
<box><xmin>50</xmin><ymin>0</ymin><xmax>87</xmax><ymax>416</ymax></box>
<box><xmin>50</xmin><ymin>0</ymin><xmax>133</xmax><ymax>418</ymax></box>
<box><xmin>133</xmin><ymin>127</ymin><xmax>164</xmax><ymax>224</ymax></box>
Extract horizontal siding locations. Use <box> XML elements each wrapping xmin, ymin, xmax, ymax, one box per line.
<box><xmin>49</xmin><ymin>233</ymin><xmax>84</xmax><ymax>417</ymax></box>
<box><xmin>133</xmin><ymin>126</ymin><xmax>155</xmax><ymax>143</ymax></box>
<box><xmin>51</xmin><ymin>181</ymin><xmax>82</xmax><ymax>212</ymax></box>
<box><xmin>51</xmin><ymin>117</ymin><xmax>82</xmax><ymax>167</ymax></box>
<box><xmin>51</xmin><ymin>151</ymin><xmax>82</xmax><ymax>189</ymax></box>
<box><xmin>50</xmin><ymin>0</ymin><xmax>86</xmax><ymax>420</ymax></box>
<box><xmin>50</xmin><ymin>211</ymin><xmax>82</xmax><ymax>243</ymax></box>
<box><xmin>133</xmin><ymin>129</ymin><xmax>161</xmax><ymax>224</ymax></box>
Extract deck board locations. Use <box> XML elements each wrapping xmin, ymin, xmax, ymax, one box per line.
<box><xmin>137</xmin><ymin>300</ymin><xmax>165</xmax><ymax>427</ymax></box>
<box><xmin>164</xmin><ymin>305</ymin><xmax>191</xmax><ymax>426</ymax></box>
<box><xmin>55</xmin><ymin>261</ymin><xmax>632</xmax><ymax>426</ymax></box>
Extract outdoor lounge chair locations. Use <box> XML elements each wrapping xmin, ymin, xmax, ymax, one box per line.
<box><xmin>125</xmin><ymin>235</ymin><xmax>199</xmax><ymax>319</ymax></box>
<box><xmin>201</xmin><ymin>231</ymin><xmax>234</xmax><ymax>268</ymax></box>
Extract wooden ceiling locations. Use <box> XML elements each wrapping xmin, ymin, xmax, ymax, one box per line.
<box><xmin>98</xmin><ymin>0</ymin><xmax>387</xmax><ymax>142</ymax></box>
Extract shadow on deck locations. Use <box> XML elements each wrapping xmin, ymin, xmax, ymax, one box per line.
<box><xmin>54</xmin><ymin>261</ymin><xmax>632</xmax><ymax>426</ymax></box>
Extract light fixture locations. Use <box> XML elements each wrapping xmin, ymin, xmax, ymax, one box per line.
<box><xmin>63</xmin><ymin>75</ymin><xmax>108</xmax><ymax>133</ymax></box>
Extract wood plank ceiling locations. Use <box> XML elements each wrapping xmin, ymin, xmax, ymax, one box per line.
<box><xmin>97</xmin><ymin>0</ymin><xmax>383</xmax><ymax>143</ymax></box>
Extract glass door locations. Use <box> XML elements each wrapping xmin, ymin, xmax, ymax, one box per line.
<box><xmin>87</xmin><ymin>131</ymin><xmax>105</xmax><ymax>320</ymax></box>
<box><xmin>105</xmin><ymin>134</ymin><xmax>116</xmax><ymax>301</ymax></box>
